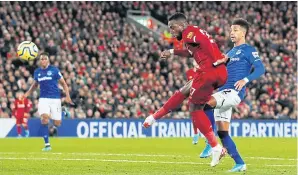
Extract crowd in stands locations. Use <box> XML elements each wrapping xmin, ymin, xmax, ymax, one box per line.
<box><xmin>0</xmin><ymin>1</ymin><xmax>296</xmax><ymax>120</ymax></box>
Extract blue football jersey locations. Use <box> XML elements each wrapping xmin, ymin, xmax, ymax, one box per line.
<box><xmin>219</xmin><ymin>44</ymin><xmax>263</xmax><ymax>100</ymax></box>
<box><xmin>34</xmin><ymin>65</ymin><xmax>62</xmax><ymax>99</ymax></box>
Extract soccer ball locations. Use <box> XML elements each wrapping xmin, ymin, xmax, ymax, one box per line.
<box><xmin>17</xmin><ymin>41</ymin><xmax>39</xmax><ymax>61</ymax></box>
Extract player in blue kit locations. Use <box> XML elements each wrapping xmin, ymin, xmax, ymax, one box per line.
<box><xmin>24</xmin><ymin>52</ymin><xmax>73</xmax><ymax>151</ymax></box>
<box><xmin>198</xmin><ymin>18</ymin><xmax>265</xmax><ymax>172</ymax></box>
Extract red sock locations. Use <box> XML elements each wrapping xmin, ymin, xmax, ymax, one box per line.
<box><xmin>191</xmin><ymin>110</ymin><xmax>218</xmax><ymax>147</ymax></box>
<box><xmin>153</xmin><ymin>91</ymin><xmax>186</xmax><ymax>119</ymax></box>
<box><xmin>17</xmin><ymin>126</ymin><xmax>21</xmax><ymax>135</ymax></box>
<box><xmin>192</xmin><ymin>120</ymin><xmax>199</xmax><ymax>134</ymax></box>
<box><xmin>23</xmin><ymin>125</ymin><xmax>28</xmax><ymax>130</ymax></box>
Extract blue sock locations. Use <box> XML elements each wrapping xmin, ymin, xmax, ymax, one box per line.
<box><xmin>42</xmin><ymin>124</ymin><xmax>50</xmax><ymax>147</ymax></box>
<box><xmin>218</xmin><ymin>131</ymin><xmax>244</xmax><ymax>164</ymax></box>
<box><xmin>204</xmin><ymin>109</ymin><xmax>216</xmax><ymax>132</ymax></box>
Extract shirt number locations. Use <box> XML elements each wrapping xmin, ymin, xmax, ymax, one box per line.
<box><xmin>199</xmin><ymin>29</ymin><xmax>215</xmax><ymax>43</ymax></box>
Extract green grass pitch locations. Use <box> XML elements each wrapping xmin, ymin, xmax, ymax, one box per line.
<box><xmin>0</xmin><ymin>138</ymin><xmax>296</xmax><ymax>175</ymax></box>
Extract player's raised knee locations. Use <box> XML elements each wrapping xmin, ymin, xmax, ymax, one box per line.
<box><xmin>189</xmin><ymin>103</ymin><xmax>204</xmax><ymax>113</ymax></box>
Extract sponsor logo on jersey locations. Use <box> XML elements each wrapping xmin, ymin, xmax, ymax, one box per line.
<box><xmin>252</xmin><ymin>52</ymin><xmax>259</xmax><ymax>58</ymax></box>
<box><xmin>187</xmin><ymin>32</ymin><xmax>194</xmax><ymax>39</ymax></box>
<box><xmin>17</xmin><ymin>104</ymin><xmax>25</xmax><ymax>108</ymax></box>
<box><xmin>38</xmin><ymin>77</ymin><xmax>53</xmax><ymax>81</ymax></box>
<box><xmin>230</xmin><ymin>57</ymin><xmax>240</xmax><ymax>62</ymax></box>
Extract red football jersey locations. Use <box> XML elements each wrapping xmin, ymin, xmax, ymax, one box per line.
<box><xmin>186</xmin><ymin>68</ymin><xmax>196</xmax><ymax>81</ymax></box>
<box><xmin>182</xmin><ymin>25</ymin><xmax>224</xmax><ymax>70</ymax></box>
<box><xmin>13</xmin><ymin>98</ymin><xmax>32</xmax><ymax>118</ymax></box>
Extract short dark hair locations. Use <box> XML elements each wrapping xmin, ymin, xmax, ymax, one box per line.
<box><xmin>232</xmin><ymin>18</ymin><xmax>250</xmax><ymax>37</ymax></box>
<box><xmin>39</xmin><ymin>52</ymin><xmax>49</xmax><ymax>58</ymax></box>
<box><xmin>168</xmin><ymin>12</ymin><xmax>187</xmax><ymax>22</ymax></box>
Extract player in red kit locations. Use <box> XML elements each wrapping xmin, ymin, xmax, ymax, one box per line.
<box><xmin>13</xmin><ymin>91</ymin><xmax>32</xmax><ymax>137</ymax></box>
<box><xmin>143</xmin><ymin>13</ymin><xmax>227</xmax><ymax>167</ymax></box>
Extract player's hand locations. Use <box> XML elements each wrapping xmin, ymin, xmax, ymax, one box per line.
<box><xmin>142</xmin><ymin>115</ymin><xmax>156</xmax><ymax>128</ymax></box>
<box><xmin>234</xmin><ymin>79</ymin><xmax>247</xmax><ymax>91</ymax></box>
<box><xmin>213</xmin><ymin>54</ymin><xmax>229</xmax><ymax>66</ymax></box>
<box><xmin>65</xmin><ymin>96</ymin><xmax>73</xmax><ymax>104</ymax></box>
<box><xmin>24</xmin><ymin>113</ymin><xmax>29</xmax><ymax>117</ymax></box>
<box><xmin>160</xmin><ymin>50</ymin><xmax>172</xmax><ymax>59</ymax></box>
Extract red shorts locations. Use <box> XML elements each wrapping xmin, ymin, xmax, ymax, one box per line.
<box><xmin>189</xmin><ymin>65</ymin><xmax>227</xmax><ymax>105</ymax></box>
<box><xmin>16</xmin><ymin>117</ymin><xmax>28</xmax><ymax>125</ymax></box>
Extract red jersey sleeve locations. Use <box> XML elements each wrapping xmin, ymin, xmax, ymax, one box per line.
<box><xmin>174</xmin><ymin>49</ymin><xmax>191</xmax><ymax>57</ymax></box>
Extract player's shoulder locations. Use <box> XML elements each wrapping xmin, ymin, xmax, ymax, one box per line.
<box><xmin>186</xmin><ymin>25</ymin><xmax>202</xmax><ymax>33</ymax></box>
<box><xmin>49</xmin><ymin>65</ymin><xmax>60</xmax><ymax>71</ymax></box>
<box><xmin>183</xmin><ymin>25</ymin><xmax>201</xmax><ymax>35</ymax></box>
<box><xmin>241</xmin><ymin>44</ymin><xmax>261</xmax><ymax>60</ymax></box>
<box><xmin>242</xmin><ymin>44</ymin><xmax>258</xmax><ymax>53</ymax></box>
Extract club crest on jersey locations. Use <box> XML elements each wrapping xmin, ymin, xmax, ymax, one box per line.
<box><xmin>187</xmin><ymin>32</ymin><xmax>194</xmax><ymax>39</ymax></box>
<box><xmin>252</xmin><ymin>52</ymin><xmax>259</xmax><ymax>58</ymax></box>
<box><xmin>236</xmin><ymin>50</ymin><xmax>241</xmax><ymax>55</ymax></box>
<box><xmin>38</xmin><ymin>73</ymin><xmax>41</xmax><ymax>76</ymax></box>
<box><xmin>47</xmin><ymin>71</ymin><xmax>52</xmax><ymax>76</ymax></box>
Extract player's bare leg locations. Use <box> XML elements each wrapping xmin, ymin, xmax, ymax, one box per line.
<box><xmin>41</xmin><ymin>114</ymin><xmax>51</xmax><ymax>151</ymax></box>
<box><xmin>143</xmin><ymin>80</ymin><xmax>192</xmax><ymax>127</ymax></box>
<box><xmin>189</xmin><ymin>103</ymin><xmax>226</xmax><ymax>167</ymax></box>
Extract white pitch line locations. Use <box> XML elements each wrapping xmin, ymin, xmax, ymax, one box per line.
<box><xmin>0</xmin><ymin>152</ymin><xmax>191</xmax><ymax>158</ymax></box>
<box><xmin>265</xmin><ymin>165</ymin><xmax>297</xmax><ymax>167</ymax></box>
<box><xmin>0</xmin><ymin>157</ymin><xmax>296</xmax><ymax>167</ymax></box>
<box><xmin>0</xmin><ymin>157</ymin><xmax>207</xmax><ymax>165</ymax></box>
<box><xmin>246</xmin><ymin>157</ymin><xmax>297</xmax><ymax>161</ymax></box>
<box><xmin>0</xmin><ymin>152</ymin><xmax>297</xmax><ymax>161</ymax></box>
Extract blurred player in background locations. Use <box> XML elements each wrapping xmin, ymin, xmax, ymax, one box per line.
<box><xmin>207</xmin><ymin>18</ymin><xmax>265</xmax><ymax>172</ymax></box>
<box><xmin>12</xmin><ymin>91</ymin><xmax>32</xmax><ymax>138</ymax></box>
<box><xmin>143</xmin><ymin>13</ymin><xmax>228</xmax><ymax>167</ymax></box>
<box><xmin>23</xmin><ymin>52</ymin><xmax>73</xmax><ymax>151</ymax></box>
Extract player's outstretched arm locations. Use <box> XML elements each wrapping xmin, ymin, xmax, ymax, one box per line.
<box><xmin>59</xmin><ymin>77</ymin><xmax>73</xmax><ymax>104</ymax></box>
<box><xmin>24</xmin><ymin>81</ymin><xmax>38</xmax><ymax>98</ymax></box>
<box><xmin>213</xmin><ymin>54</ymin><xmax>230</xmax><ymax>67</ymax></box>
<box><xmin>160</xmin><ymin>49</ymin><xmax>191</xmax><ymax>59</ymax></box>
<box><xmin>172</xmin><ymin>49</ymin><xmax>192</xmax><ymax>57</ymax></box>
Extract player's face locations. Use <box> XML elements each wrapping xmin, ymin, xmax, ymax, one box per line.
<box><xmin>230</xmin><ymin>25</ymin><xmax>245</xmax><ymax>43</ymax></box>
<box><xmin>17</xmin><ymin>92</ymin><xmax>23</xmax><ymax>100</ymax></box>
<box><xmin>168</xmin><ymin>20</ymin><xmax>183</xmax><ymax>41</ymax></box>
<box><xmin>39</xmin><ymin>55</ymin><xmax>49</xmax><ymax>68</ymax></box>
